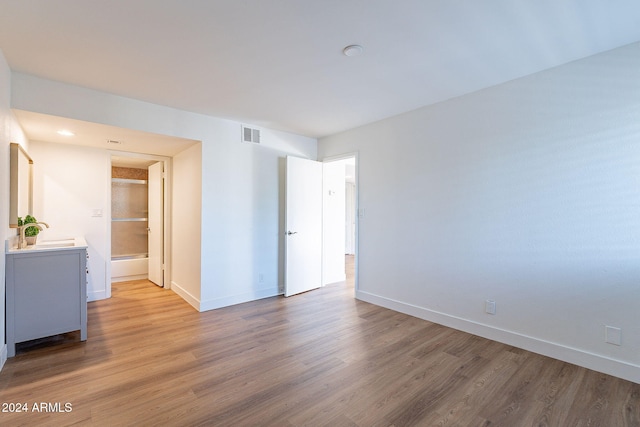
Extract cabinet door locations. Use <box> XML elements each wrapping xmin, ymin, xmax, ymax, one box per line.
<box><xmin>12</xmin><ymin>252</ymin><xmax>82</xmax><ymax>341</ymax></box>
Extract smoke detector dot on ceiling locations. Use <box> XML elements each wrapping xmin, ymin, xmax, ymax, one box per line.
<box><xmin>343</xmin><ymin>44</ymin><xmax>363</xmax><ymax>57</ymax></box>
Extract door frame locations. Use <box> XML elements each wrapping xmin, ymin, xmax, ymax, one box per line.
<box><xmin>147</xmin><ymin>161</ymin><xmax>165</xmax><ymax>287</ymax></box>
<box><xmin>106</xmin><ymin>150</ymin><xmax>172</xmax><ymax>296</ymax></box>
<box><xmin>322</xmin><ymin>152</ymin><xmax>359</xmax><ymax>292</ymax></box>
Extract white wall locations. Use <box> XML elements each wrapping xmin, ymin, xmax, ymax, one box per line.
<box><xmin>318</xmin><ymin>42</ymin><xmax>640</xmax><ymax>383</ymax></box>
<box><xmin>29</xmin><ymin>141</ymin><xmax>110</xmax><ymax>301</ymax></box>
<box><xmin>198</xmin><ymin>139</ymin><xmax>315</xmax><ymax>310</ymax></box>
<box><xmin>171</xmin><ymin>143</ymin><xmax>202</xmax><ymax>307</ymax></box>
<box><xmin>11</xmin><ymin>73</ymin><xmax>317</xmax><ymax>311</ymax></box>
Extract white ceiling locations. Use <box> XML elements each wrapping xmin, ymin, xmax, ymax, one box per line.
<box><xmin>13</xmin><ymin>110</ymin><xmax>199</xmax><ymax>157</ymax></box>
<box><xmin>1</xmin><ymin>0</ymin><xmax>639</xmax><ymax>142</ymax></box>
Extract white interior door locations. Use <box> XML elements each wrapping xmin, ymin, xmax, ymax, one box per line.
<box><xmin>285</xmin><ymin>156</ymin><xmax>323</xmax><ymax>297</ymax></box>
<box><xmin>148</xmin><ymin>161</ymin><xmax>164</xmax><ymax>286</ymax></box>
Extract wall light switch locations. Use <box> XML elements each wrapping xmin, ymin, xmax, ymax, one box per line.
<box><xmin>358</xmin><ymin>208</ymin><xmax>366</xmax><ymax>219</ymax></box>
<box><xmin>91</xmin><ymin>208</ymin><xmax>103</xmax><ymax>217</ymax></box>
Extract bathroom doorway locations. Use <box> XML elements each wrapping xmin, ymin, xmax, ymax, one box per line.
<box><xmin>110</xmin><ymin>154</ymin><xmax>169</xmax><ymax>287</ymax></box>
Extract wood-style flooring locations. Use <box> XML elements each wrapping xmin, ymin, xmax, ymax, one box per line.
<box><xmin>0</xmin><ymin>255</ymin><xmax>639</xmax><ymax>426</ymax></box>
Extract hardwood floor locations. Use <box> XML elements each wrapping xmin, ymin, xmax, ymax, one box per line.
<box><xmin>1</xmin><ymin>258</ymin><xmax>638</xmax><ymax>426</ymax></box>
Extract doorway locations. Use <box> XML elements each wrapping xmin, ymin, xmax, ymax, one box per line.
<box><xmin>109</xmin><ymin>154</ymin><xmax>168</xmax><ymax>288</ymax></box>
<box><xmin>283</xmin><ymin>154</ymin><xmax>358</xmax><ymax>297</ymax></box>
<box><xmin>322</xmin><ymin>154</ymin><xmax>357</xmax><ymax>289</ymax></box>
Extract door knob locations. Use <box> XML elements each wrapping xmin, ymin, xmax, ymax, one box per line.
<box><xmin>286</xmin><ymin>231</ymin><xmax>297</xmax><ymax>235</ymax></box>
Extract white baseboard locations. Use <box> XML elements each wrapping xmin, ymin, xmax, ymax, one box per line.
<box><xmin>199</xmin><ymin>286</ymin><xmax>278</xmax><ymax>312</ymax></box>
<box><xmin>356</xmin><ymin>290</ymin><xmax>640</xmax><ymax>384</ymax></box>
<box><xmin>0</xmin><ymin>344</ymin><xmax>7</xmax><ymax>372</ymax></box>
<box><xmin>323</xmin><ymin>273</ymin><xmax>346</xmax><ymax>286</ymax></box>
<box><xmin>170</xmin><ymin>281</ymin><xmax>201</xmax><ymax>311</ymax></box>
<box><xmin>88</xmin><ymin>290</ymin><xmax>108</xmax><ymax>302</ymax></box>
<box><xmin>170</xmin><ymin>282</ymin><xmax>278</xmax><ymax>312</ymax></box>
<box><xmin>110</xmin><ymin>274</ymin><xmax>148</xmax><ymax>283</ymax></box>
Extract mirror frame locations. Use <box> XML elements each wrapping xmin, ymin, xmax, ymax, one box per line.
<box><xmin>9</xmin><ymin>142</ymin><xmax>33</xmax><ymax>228</ymax></box>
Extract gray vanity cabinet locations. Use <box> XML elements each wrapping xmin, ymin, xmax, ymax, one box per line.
<box><xmin>6</xmin><ymin>247</ymin><xmax>87</xmax><ymax>357</ymax></box>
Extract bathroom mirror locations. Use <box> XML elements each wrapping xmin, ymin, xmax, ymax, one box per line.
<box><xmin>9</xmin><ymin>142</ymin><xmax>33</xmax><ymax>228</ymax></box>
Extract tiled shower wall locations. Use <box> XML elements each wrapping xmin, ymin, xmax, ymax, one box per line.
<box><xmin>111</xmin><ymin>167</ymin><xmax>148</xmax><ymax>259</ymax></box>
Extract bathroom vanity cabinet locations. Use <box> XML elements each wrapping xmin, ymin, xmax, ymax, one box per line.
<box><xmin>5</xmin><ymin>239</ymin><xmax>88</xmax><ymax>357</ymax></box>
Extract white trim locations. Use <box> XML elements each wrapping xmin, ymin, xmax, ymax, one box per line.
<box><xmin>356</xmin><ymin>289</ymin><xmax>640</xmax><ymax>384</ymax></box>
<box><xmin>322</xmin><ymin>151</ymin><xmax>359</xmax><ymax>292</ymax></box>
<box><xmin>88</xmin><ymin>290</ymin><xmax>108</xmax><ymax>302</ymax></box>
<box><xmin>0</xmin><ymin>344</ymin><xmax>7</xmax><ymax>371</ymax></box>
<box><xmin>322</xmin><ymin>152</ymin><xmax>358</xmax><ymax>163</ymax></box>
<box><xmin>170</xmin><ymin>281</ymin><xmax>200</xmax><ymax>311</ymax></box>
<box><xmin>200</xmin><ymin>287</ymin><xmax>279</xmax><ymax>312</ymax></box>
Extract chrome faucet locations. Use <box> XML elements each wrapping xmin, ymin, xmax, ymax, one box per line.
<box><xmin>18</xmin><ymin>221</ymin><xmax>49</xmax><ymax>249</ymax></box>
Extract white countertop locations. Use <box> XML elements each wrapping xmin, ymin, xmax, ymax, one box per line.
<box><xmin>6</xmin><ymin>237</ymin><xmax>88</xmax><ymax>254</ymax></box>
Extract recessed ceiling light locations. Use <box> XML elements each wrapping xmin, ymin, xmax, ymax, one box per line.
<box><xmin>343</xmin><ymin>44</ymin><xmax>364</xmax><ymax>57</ymax></box>
<box><xmin>57</xmin><ymin>129</ymin><xmax>75</xmax><ymax>136</ymax></box>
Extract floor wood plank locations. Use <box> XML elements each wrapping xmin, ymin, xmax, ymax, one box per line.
<box><xmin>1</xmin><ymin>256</ymin><xmax>639</xmax><ymax>426</ymax></box>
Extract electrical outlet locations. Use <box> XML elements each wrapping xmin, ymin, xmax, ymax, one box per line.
<box><xmin>485</xmin><ymin>300</ymin><xmax>496</xmax><ymax>315</ymax></box>
<box><xmin>605</xmin><ymin>326</ymin><xmax>622</xmax><ymax>346</ymax></box>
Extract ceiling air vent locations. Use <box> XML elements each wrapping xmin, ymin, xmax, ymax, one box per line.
<box><xmin>241</xmin><ymin>125</ymin><xmax>261</xmax><ymax>144</ymax></box>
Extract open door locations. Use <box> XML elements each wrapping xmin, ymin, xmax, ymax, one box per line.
<box><xmin>285</xmin><ymin>156</ymin><xmax>323</xmax><ymax>297</ymax></box>
<box><xmin>148</xmin><ymin>161</ymin><xmax>164</xmax><ymax>286</ymax></box>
